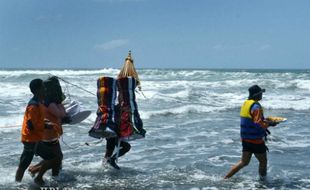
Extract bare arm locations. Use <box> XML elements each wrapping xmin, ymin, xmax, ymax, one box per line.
<box><xmin>251</xmin><ymin>109</ymin><xmax>269</xmax><ymax>129</ymax></box>
<box><xmin>47</xmin><ymin>103</ymin><xmax>66</xmax><ymax>119</ymax></box>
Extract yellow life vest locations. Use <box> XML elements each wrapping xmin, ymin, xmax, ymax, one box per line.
<box><xmin>240</xmin><ymin>99</ymin><xmax>266</xmax><ymax>139</ymax></box>
<box><xmin>240</xmin><ymin>99</ymin><xmax>256</xmax><ymax>118</ymax></box>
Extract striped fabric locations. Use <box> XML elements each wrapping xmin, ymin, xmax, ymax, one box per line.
<box><xmin>117</xmin><ymin>77</ymin><xmax>145</xmax><ymax>141</ymax></box>
<box><xmin>89</xmin><ymin>77</ymin><xmax>117</xmax><ymax>139</ymax></box>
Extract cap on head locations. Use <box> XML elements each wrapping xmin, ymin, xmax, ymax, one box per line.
<box><xmin>29</xmin><ymin>78</ymin><xmax>44</xmax><ymax>94</ymax></box>
<box><xmin>248</xmin><ymin>85</ymin><xmax>265</xmax><ymax>99</ymax></box>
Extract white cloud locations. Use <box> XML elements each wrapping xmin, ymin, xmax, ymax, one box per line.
<box><xmin>94</xmin><ymin>39</ymin><xmax>129</xmax><ymax>50</ymax></box>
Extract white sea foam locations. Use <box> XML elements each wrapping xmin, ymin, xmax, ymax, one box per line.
<box><xmin>221</xmin><ymin>139</ymin><xmax>234</xmax><ymax>144</ymax></box>
<box><xmin>274</xmin><ymin>139</ymin><xmax>310</xmax><ymax>148</ymax></box>
<box><xmin>293</xmin><ymin>79</ymin><xmax>310</xmax><ymax>90</ymax></box>
<box><xmin>140</xmin><ymin>105</ymin><xmax>225</xmax><ymax>119</ymax></box>
<box><xmin>0</xmin><ymin>115</ymin><xmax>23</xmax><ymax>129</ymax></box>
<box><xmin>0</xmin><ymin>68</ymin><xmax>119</xmax><ymax>77</ymax></box>
<box><xmin>0</xmin><ymin>168</ymin><xmax>16</xmax><ymax>187</ymax></box>
<box><xmin>1</xmin><ymin>69</ymin><xmax>310</xmax><ymax>189</ymax></box>
<box><xmin>153</xmin><ymin>91</ymin><xmax>190</xmax><ymax>101</ymax></box>
<box><xmin>0</xmin><ymin>83</ymin><xmax>29</xmax><ymax>98</ymax></box>
<box><xmin>264</xmin><ymin>95</ymin><xmax>310</xmax><ymax>110</ymax></box>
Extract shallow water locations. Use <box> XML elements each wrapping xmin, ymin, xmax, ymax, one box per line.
<box><xmin>0</xmin><ymin>69</ymin><xmax>310</xmax><ymax>189</ymax></box>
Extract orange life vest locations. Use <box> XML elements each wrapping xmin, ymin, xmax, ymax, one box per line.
<box><xmin>21</xmin><ymin>97</ymin><xmax>45</xmax><ymax>143</ymax></box>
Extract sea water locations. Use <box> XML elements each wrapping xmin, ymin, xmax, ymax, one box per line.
<box><xmin>0</xmin><ymin>69</ymin><xmax>310</xmax><ymax>190</ymax></box>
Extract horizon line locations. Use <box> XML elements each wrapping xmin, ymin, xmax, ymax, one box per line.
<box><xmin>0</xmin><ymin>67</ymin><xmax>309</xmax><ymax>71</ymax></box>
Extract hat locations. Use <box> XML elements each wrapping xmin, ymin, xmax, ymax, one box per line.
<box><xmin>248</xmin><ymin>85</ymin><xmax>265</xmax><ymax>98</ymax></box>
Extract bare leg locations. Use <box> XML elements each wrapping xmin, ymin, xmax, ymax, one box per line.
<box><xmin>224</xmin><ymin>151</ymin><xmax>252</xmax><ymax>179</ymax></box>
<box><xmin>34</xmin><ymin>157</ymin><xmax>60</xmax><ymax>185</ymax></box>
<box><xmin>254</xmin><ymin>153</ymin><xmax>267</xmax><ymax>177</ymax></box>
<box><xmin>16</xmin><ymin>143</ymin><xmax>35</xmax><ymax>182</ymax></box>
<box><xmin>15</xmin><ymin>167</ymin><xmax>26</xmax><ymax>182</ymax></box>
<box><xmin>28</xmin><ymin>160</ymin><xmax>44</xmax><ymax>176</ymax></box>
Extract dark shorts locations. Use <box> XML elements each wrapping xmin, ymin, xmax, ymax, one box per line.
<box><xmin>18</xmin><ymin>141</ymin><xmax>60</xmax><ymax>170</ymax></box>
<box><xmin>36</xmin><ymin>141</ymin><xmax>62</xmax><ymax>160</ymax></box>
<box><xmin>242</xmin><ymin>141</ymin><xmax>267</xmax><ymax>154</ymax></box>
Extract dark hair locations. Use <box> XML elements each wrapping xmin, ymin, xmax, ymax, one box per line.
<box><xmin>43</xmin><ymin>76</ymin><xmax>65</xmax><ymax>103</ymax></box>
<box><xmin>29</xmin><ymin>78</ymin><xmax>44</xmax><ymax>94</ymax></box>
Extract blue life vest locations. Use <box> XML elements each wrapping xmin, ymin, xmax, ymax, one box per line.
<box><xmin>240</xmin><ymin>99</ymin><xmax>266</xmax><ymax>139</ymax></box>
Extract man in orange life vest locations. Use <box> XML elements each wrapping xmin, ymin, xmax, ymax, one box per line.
<box><xmin>15</xmin><ymin>79</ymin><xmax>60</xmax><ymax>185</ymax></box>
<box><xmin>224</xmin><ymin>85</ymin><xmax>278</xmax><ymax>179</ymax></box>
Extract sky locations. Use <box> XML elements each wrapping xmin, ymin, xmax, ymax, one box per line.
<box><xmin>0</xmin><ymin>0</ymin><xmax>310</xmax><ymax>69</ymax></box>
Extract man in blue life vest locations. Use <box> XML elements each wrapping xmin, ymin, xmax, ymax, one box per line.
<box><xmin>224</xmin><ymin>85</ymin><xmax>278</xmax><ymax>179</ymax></box>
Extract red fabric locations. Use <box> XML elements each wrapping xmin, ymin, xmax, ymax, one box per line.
<box><xmin>119</xmin><ymin>111</ymin><xmax>133</xmax><ymax>138</ymax></box>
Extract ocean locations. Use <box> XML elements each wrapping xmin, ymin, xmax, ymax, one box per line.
<box><xmin>0</xmin><ymin>69</ymin><xmax>309</xmax><ymax>190</ymax></box>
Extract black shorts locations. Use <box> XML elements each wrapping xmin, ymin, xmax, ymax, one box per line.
<box><xmin>35</xmin><ymin>141</ymin><xmax>61</xmax><ymax>160</ymax></box>
<box><xmin>242</xmin><ymin>141</ymin><xmax>267</xmax><ymax>154</ymax></box>
<box><xmin>18</xmin><ymin>141</ymin><xmax>58</xmax><ymax>170</ymax></box>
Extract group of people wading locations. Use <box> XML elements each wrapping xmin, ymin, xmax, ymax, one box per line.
<box><xmin>15</xmin><ymin>76</ymin><xmax>68</xmax><ymax>185</ymax></box>
<box><xmin>15</xmin><ymin>51</ymin><xmax>279</xmax><ymax>186</ymax></box>
<box><xmin>15</xmin><ymin>51</ymin><xmax>146</xmax><ymax>185</ymax></box>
